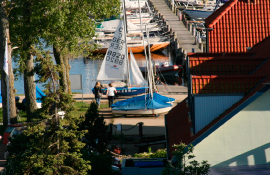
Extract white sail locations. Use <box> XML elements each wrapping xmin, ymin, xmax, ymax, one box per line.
<box><xmin>129</xmin><ymin>50</ymin><xmax>147</xmax><ymax>86</ymax></box>
<box><xmin>97</xmin><ymin>20</ymin><xmax>127</xmax><ymax>80</ymax></box>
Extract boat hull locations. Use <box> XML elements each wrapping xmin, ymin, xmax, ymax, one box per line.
<box><xmin>92</xmin><ymin>42</ymin><xmax>170</xmax><ymax>54</ymax></box>
<box><xmin>140</xmin><ymin>65</ymin><xmax>182</xmax><ymax>77</ymax></box>
<box><xmin>115</xmin><ymin>87</ymin><xmax>148</xmax><ymax>96</ymax></box>
<box><xmin>112</xmin><ymin>106</ymin><xmax>172</xmax><ymax>115</ymax></box>
<box><xmin>92</xmin><ymin>87</ymin><xmax>148</xmax><ymax>96</ymax></box>
<box><xmin>183</xmin><ymin>9</ymin><xmax>213</xmax><ymax>19</ymax></box>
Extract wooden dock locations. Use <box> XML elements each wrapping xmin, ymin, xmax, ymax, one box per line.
<box><xmin>149</xmin><ymin>0</ymin><xmax>201</xmax><ymax>57</ymax></box>
<box><xmin>156</xmin><ymin>85</ymin><xmax>187</xmax><ymax>94</ymax></box>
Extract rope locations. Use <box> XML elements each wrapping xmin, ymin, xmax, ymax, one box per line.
<box><xmin>155</xmin><ymin>67</ymin><xmax>170</xmax><ymax>94</ymax></box>
<box><xmin>113</xmin><ymin>122</ymin><xmax>141</xmax><ymax>131</ymax></box>
<box><xmin>155</xmin><ymin>67</ymin><xmax>174</xmax><ymax>104</ymax></box>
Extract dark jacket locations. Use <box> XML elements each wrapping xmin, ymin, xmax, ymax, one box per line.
<box><xmin>94</xmin><ymin>86</ymin><xmax>102</xmax><ymax>98</ymax></box>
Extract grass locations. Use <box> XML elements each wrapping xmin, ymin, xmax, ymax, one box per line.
<box><xmin>71</xmin><ymin>102</ymin><xmax>109</xmax><ymax>118</ymax></box>
<box><xmin>72</xmin><ymin>92</ymin><xmax>82</xmax><ymax>94</ymax></box>
<box><xmin>0</xmin><ymin>108</ymin><xmax>29</xmax><ymax>124</ymax></box>
<box><xmin>0</xmin><ymin>101</ymin><xmax>110</xmax><ymax>134</ymax></box>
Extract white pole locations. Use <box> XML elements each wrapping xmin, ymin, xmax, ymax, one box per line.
<box><xmin>4</xmin><ymin>38</ymin><xmax>10</xmax><ymax>124</ymax></box>
<box><xmin>122</xmin><ymin>0</ymin><xmax>130</xmax><ymax>86</ymax></box>
<box><xmin>7</xmin><ymin>77</ymin><xmax>9</xmax><ymax>125</ymax></box>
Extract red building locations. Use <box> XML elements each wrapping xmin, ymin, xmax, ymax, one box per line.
<box><xmin>205</xmin><ymin>0</ymin><xmax>270</xmax><ymax>53</ymax></box>
<box><xmin>165</xmin><ymin>1</ymin><xmax>270</xmax><ymax>169</ymax></box>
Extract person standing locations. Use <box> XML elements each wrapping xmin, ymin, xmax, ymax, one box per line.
<box><xmin>154</xmin><ymin>76</ymin><xmax>166</xmax><ymax>92</ymax></box>
<box><xmin>94</xmin><ymin>82</ymin><xmax>102</xmax><ymax>108</ymax></box>
<box><xmin>106</xmin><ymin>83</ymin><xmax>117</xmax><ymax>108</ymax></box>
<box><xmin>155</xmin><ymin>76</ymin><xmax>166</xmax><ymax>86</ymax></box>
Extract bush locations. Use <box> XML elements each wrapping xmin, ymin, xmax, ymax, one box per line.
<box><xmin>133</xmin><ymin>147</ymin><xmax>167</xmax><ymax>158</ymax></box>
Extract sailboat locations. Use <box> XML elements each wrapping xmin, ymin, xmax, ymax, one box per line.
<box><xmin>93</xmin><ymin>20</ymin><xmax>148</xmax><ymax>96</ymax></box>
<box><xmin>111</xmin><ymin>29</ymin><xmax>175</xmax><ymax>116</ymax></box>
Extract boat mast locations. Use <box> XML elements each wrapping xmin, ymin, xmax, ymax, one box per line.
<box><xmin>122</xmin><ymin>0</ymin><xmax>130</xmax><ymax>86</ymax></box>
<box><xmin>138</xmin><ymin>0</ymin><xmax>152</xmax><ymax>96</ymax></box>
<box><xmin>146</xmin><ymin>29</ymin><xmax>154</xmax><ymax>97</ymax></box>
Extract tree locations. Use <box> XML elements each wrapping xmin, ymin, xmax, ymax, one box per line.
<box><xmin>9</xmin><ymin>0</ymin><xmax>59</xmax><ymax>120</ymax></box>
<box><xmin>0</xmin><ymin>0</ymin><xmax>17</xmax><ymax>126</ymax></box>
<box><xmin>7</xmin><ymin>0</ymin><xmax>121</xmax><ymax>121</ymax></box>
<box><xmin>162</xmin><ymin>143</ymin><xmax>210</xmax><ymax>175</ymax></box>
<box><xmin>79</xmin><ymin>102</ymin><xmax>114</xmax><ymax>174</ymax></box>
<box><xmin>3</xmin><ymin>48</ymin><xmax>90</xmax><ymax>174</ymax></box>
<box><xmin>41</xmin><ymin>0</ymin><xmax>121</xmax><ymax>94</ymax></box>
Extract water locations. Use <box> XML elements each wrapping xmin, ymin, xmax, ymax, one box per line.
<box><xmin>11</xmin><ymin>45</ymin><xmax>177</xmax><ymax>94</ymax></box>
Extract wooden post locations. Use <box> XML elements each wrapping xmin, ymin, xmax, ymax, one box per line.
<box><xmin>172</xmin><ymin>32</ymin><xmax>175</xmax><ymax>44</ymax></box>
<box><xmin>193</xmin><ymin>26</ymin><xmax>196</xmax><ymax>36</ymax></box>
<box><xmin>174</xmin><ymin>38</ymin><xmax>178</xmax><ymax>51</ymax></box>
<box><xmin>109</xmin><ymin>123</ymin><xmax>113</xmax><ymax>139</ymax></box>
<box><xmin>138</xmin><ymin>122</ymin><xmax>143</xmax><ymax>137</ymax></box>
<box><xmin>183</xmin><ymin>50</ymin><xmax>187</xmax><ymax>65</ymax></box>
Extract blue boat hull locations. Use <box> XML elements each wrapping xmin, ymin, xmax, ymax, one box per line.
<box><xmin>92</xmin><ymin>87</ymin><xmax>148</xmax><ymax>96</ymax></box>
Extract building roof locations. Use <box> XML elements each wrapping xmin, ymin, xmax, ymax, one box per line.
<box><xmin>192</xmin><ymin>75</ymin><xmax>265</xmax><ymax>94</ymax></box>
<box><xmin>248</xmin><ymin>36</ymin><xmax>270</xmax><ymax>57</ymax></box>
<box><xmin>187</xmin><ymin>53</ymin><xmax>253</xmax><ymax>58</ymax></box>
<box><xmin>189</xmin><ymin>57</ymin><xmax>267</xmax><ymax>76</ymax></box>
<box><xmin>204</xmin><ymin>0</ymin><xmax>270</xmax><ymax>53</ymax></box>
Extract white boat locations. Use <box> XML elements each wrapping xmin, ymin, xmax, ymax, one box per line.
<box><xmin>96</xmin><ymin>19</ymin><xmax>160</xmax><ymax>34</ymax></box>
<box><xmin>95</xmin><ymin>20</ymin><xmax>148</xmax><ymax>96</ymax></box>
<box><xmin>125</xmin><ymin>0</ymin><xmax>148</xmax><ymax>9</ymax></box>
<box><xmin>176</xmin><ymin>0</ymin><xmax>226</xmax><ymax>7</ymax></box>
<box><xmin>112</xmin><ymin>106</ymin><xmax>173</xmax><ymax>115</ymax></box>
<box><xmin>111</xmin><ymin>18</ymin><xmax>175</xmax><ymax>116</ymax></box>
<box><xmin>93</xmin><ymin>31</ymin><xmax>169</xmax><ymax>54</ymax></box>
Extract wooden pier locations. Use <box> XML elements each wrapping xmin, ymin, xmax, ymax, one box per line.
<box><xmin>156</xmin><ymin>85</ymin><xmax>187</xmax><ymax>94</ymax></box>
<box><xmin>149</xmin><ymin>0</ymin><xmax>202</xmax><ymax>64</ymax></box>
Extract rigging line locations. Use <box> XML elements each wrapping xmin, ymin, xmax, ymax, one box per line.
<box><xmin>156</xmin><ymin>67</ymin><xmax>170</xmax><ymax>95</ymax></box>
<box><xmin>155</xmin><ymin>67</ymin><xmax>173</xmax><ymax>103</ymax></box>
<box><xmin>138</xmin><ymin>0</ymin><xmax>149</xmax><ymax>109</ymax></box>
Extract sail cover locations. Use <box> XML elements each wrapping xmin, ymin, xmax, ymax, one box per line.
<box><xmin>111</xmin><ymin>93</ymin><xmax>175</xmax><ymax>111</ymax></box>
<box><xmin>97</xmin><ymin>20</ymin><xmax>127</xmax><ymax>80</ymax></box>
<box><xmin>129</xmin><ymin>50</ymin><xmax>147</xmax><ymax>86</ymax></box>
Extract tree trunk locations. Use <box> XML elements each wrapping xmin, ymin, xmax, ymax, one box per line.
<box><xmin>24</xmin><ymin>54</ymin><xmax>37</xmax><ymax>121</ymax></box>
<box><xmin>0</xmin><ymin>1</ymin><xmax>17</xmax><ymax>126</ymax></box>
<box><xmin>53</xmin><ymin>45</ymin><xmax>69</xmax><ymax>93</ymax></box>
<box><xmin>64</xmin><ymin>57</ymin><xmax>71</xmax><ymax>94</ymax></box>
<box><xmin>7</xmin><ymin>42</ymin><xmax>17</xmax><ymax>124</ymax></box>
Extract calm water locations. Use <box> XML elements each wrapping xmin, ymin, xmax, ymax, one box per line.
<box><xmin>10</xmin><ymin>45</ymin><xmax>177</xmax><ymax>94</ymax></box>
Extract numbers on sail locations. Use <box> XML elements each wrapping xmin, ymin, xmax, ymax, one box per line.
<box><xmin>106</xmin><ymin>25</ymin><xmax>125</xmax><ymax>66</ymax></box>
<box><xmin>106</xmin><ymin>51</ymin><xmax>125</xmax><ymax>65</ymax></box>
<box><xmin>110</xmin><ymin>33</ymin><xmax>125</xmax><ymax>51</ymax></box>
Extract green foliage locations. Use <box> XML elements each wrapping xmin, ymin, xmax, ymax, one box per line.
<box><xmin>79</xmin><ymin>102</ymin><xmax>114</xmax><ymax>174</ymax></box>
<box><xmin>3</xmin><ymin>122</ymin><xmax>90</xmax><ymax>174</ymax></box>
<box><xmin>162</xmin><ymin>143</ymin><xmax>210</xmax><ymax>175</ymax></box>
<box><xmin>0</xmin><ymin>125</ymin><xmax>5</xmax><ymax>137</ymax></box>
<box><xmin>83</xmin><ymin>151</ymin><xmax>117</xmax><ymax>175</ymax></box>
<box><xmin>3</xmin><ymin>48</ymin><xmax>90</xmax><ymax>174</ymax></box>
<box><xmin>79</xmin><ymin>102</ymin><xmax>110</xmax><ymax>154</ymax></box>
<box><xmin>133</xmin><ymin>147</ymin><xmax>167</xmax><ymax>158</ymax></box>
